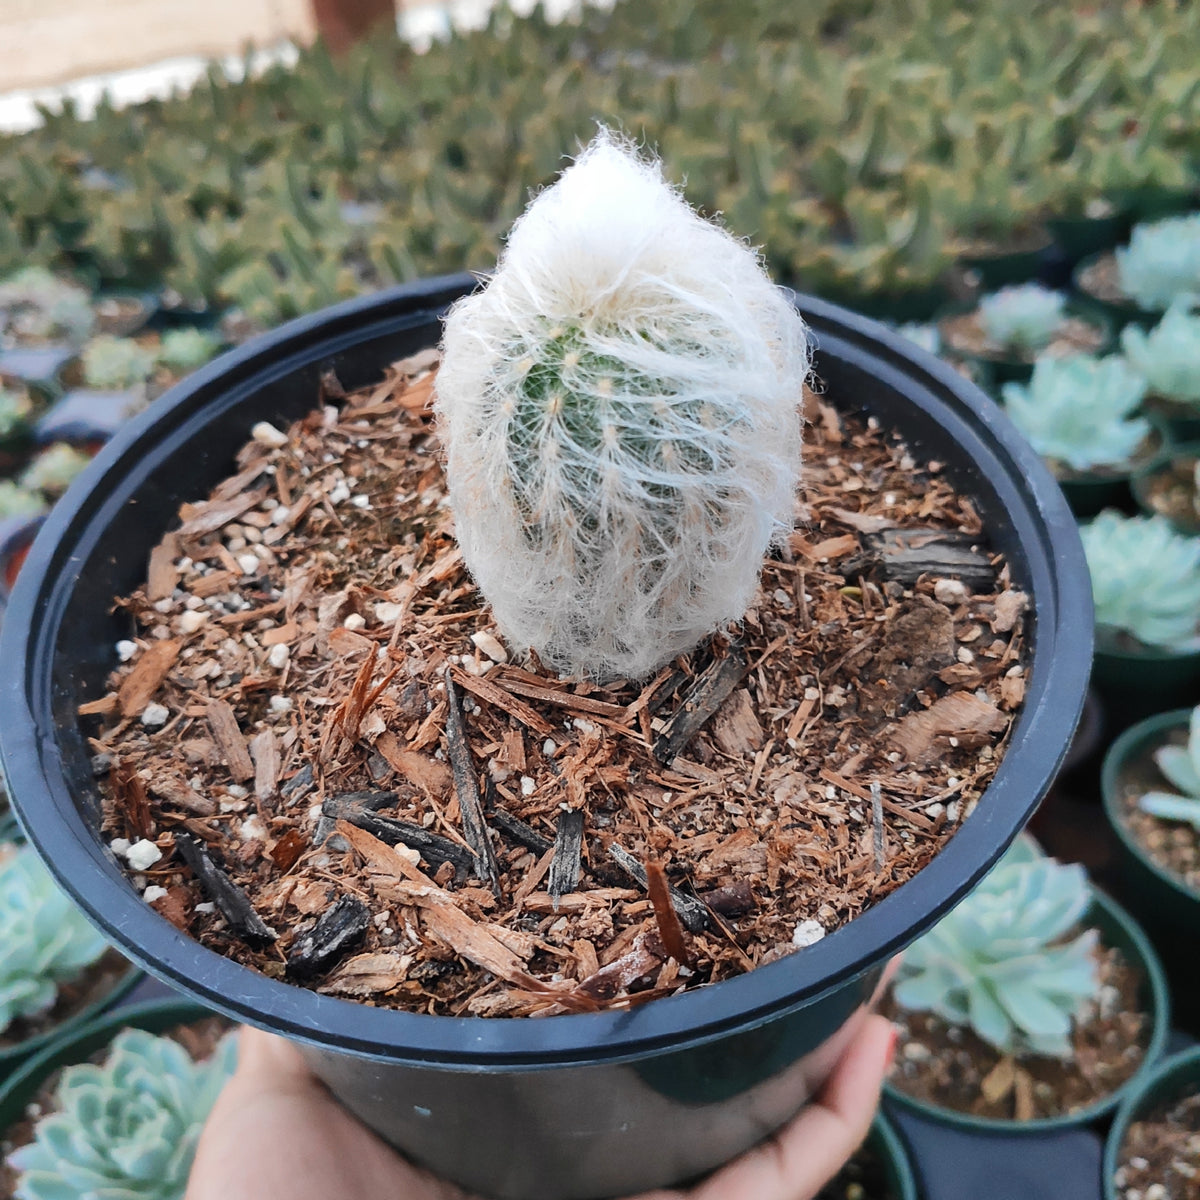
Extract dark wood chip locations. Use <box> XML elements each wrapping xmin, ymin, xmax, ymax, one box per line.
<box><xmin>442</xmin><ymin>668</ymin><xmax>502</xmax><ymax>896</ymax></box>
<box><xmin>489</xmin><ymin>805</ymin><xmax>553</xmax><ymax>856</ymax></box>
<box><xmin>608</xmin><ymin>843</ymin><xmax>709</xmax><ymax>933</ymax></box>
<box><xmin>280</xmin><ymin>763</ymin><xmax>316</xmax><ymax>804</ymax></box>
<box><xmin>286</xmin><ymin>894</ymin><xmax>371</xmax><ymax>980</ymax></box>
<box><xmin>699</xmin><ymin>880</ymin><xmax>756</xmax><ymax>917</ymax></box>
<box><xmin>323</xmin><ymin>795</ymin><xmax>477</xmax><ymax>879</ymax></box>
<box><xmin>175</xmin><ymin>832</ymin><xmax>277</xmax><ymax>947</ymax></box>
<box><xmin>849</xmin><ymin>527</ymin><xmax>995</xmax><ymax>589</ymax></box>
<box><xmin>652</xmin><ymin>645</ymin><xmax>750</xmax><ymax>764</ymax></box>
<box><xmin>547</xmin><ymin>810</ymin><xmax>585</xmax><ymax>900</ymax></box>
<box><xmin>205</xmin><ymin>699</ymin><xmax>255</xmax><ymax>783</ymax></box>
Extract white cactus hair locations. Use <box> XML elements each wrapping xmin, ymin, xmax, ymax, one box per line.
<box><xmin>435</xmin><ymin>129</ymin><xmax>812</xmax><ymax>679</ymax></box>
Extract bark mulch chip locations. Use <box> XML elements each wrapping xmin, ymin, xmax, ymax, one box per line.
<box><xmin>81</xmin><ymin>354</ymin><xmax>1030</xmax><ymax>1017</ymax></box>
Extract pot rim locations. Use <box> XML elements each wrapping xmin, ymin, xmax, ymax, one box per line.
<box><xmin>0</xmin><ymin>274</ymin><xmax>1094</xmax><ymax>1067</ymax></box>
<box><xmin>880</xmin><ymin>887</ymin><xmax>1173</xmax><ymax>1135</ymax></box>
<box><xmin>1100</xmin><ymin>707</ymin><xmax>1200</xmax><ymax>908</ymax></box>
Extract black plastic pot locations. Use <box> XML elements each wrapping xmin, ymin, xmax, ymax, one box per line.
<box><xmin>1102</xmin><ymin>1045</ymin><xmax>1200</xmax><ymax>1200</ymax></box>
<box><xmin>957</xmin><ymin>229</ymin><xmax>1054</xmax><ymax>290</ymax></box>
<box><xmin>882</xmin><ymin>889</ymin><xmax>1171</xmax><ymax>1135</ymax></box>
<box><xmin>855</xmin><ymin>1110</ymin><xmax>919</xmax><ymax>1200</ymax></box>
<box><xmin>0</xmin><ymin>274</ymin><xmax>1093</xmax><ymax>1200</ymax></box>
<box><xmin>1090</xmin><ymin>630</ymin><xmax>1200</xmax><ymax>734</ymax></box>
<box><xmin>1046</xmin><ymin>212</ymin><xmax>1128</xmax><ymax>270</ymax></box>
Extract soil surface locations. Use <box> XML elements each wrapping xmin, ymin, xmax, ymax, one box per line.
<box><xmin>1076</xmin><ymin>253</ymin><xmax>1157</xmax><ymax>312</ymax></box>
<box><xmin>816</xmin><ymin>1135</ymin><xmax>898</xmax><ymax>1200</ymax></box>
<box><xmin>940</xmin><ymin>309</ymin><xmax>1105</xmax><ymax>363</ymax></box>
<box><xmin>1137</xmin><ymin>454</ymin><xmax>1200</xmax><ymax>534</ymax></box>
<box><xmin>883</xmin><ymin>943</ymin><xmax>1151</xmax><ymax>1122</ymax></box>
<box><xmin>79</xmin><ymin>353</ymin><xmax>1030</xmax><ymax>1017</ymax></box>
<box><xmin>0</xmin><ymin>946</ymin><xmax>131</xmax><ymax>1053</ymax></box>
<box><xmin>1113</xmin><ymin>1089</ymin><xmax>1200</xmax><ymax>1200</ymax></box>
<box><xmin>0</xmin><ymin>1016</ymin><xmax>232</xmax><ymax>1197</ymax></box>
<box><xmin>1113</xmin><ymin>731</ymin><xmax>1200</xmax><ymax>894</ymax></box>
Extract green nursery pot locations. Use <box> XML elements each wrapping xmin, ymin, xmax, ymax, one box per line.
<box><xmin>1131</xmin><ymin>440</ymin><xmax>1200</xmax><ymax>534</ymax></box>
<box><xmin>882</xmin><ymin>889</ymin><xmax>1171</xmax><ymax>1137</ymax></box>
<box><xmin>957</xmin><ymin>230</ymin><xmax>1053</xmax><ymax>289</ymax></box>
<box><xmin>1090</xmin><ymin>630</ymin><xmax>1200</xmax><ymax>732</ymax></box>
<box><xmin>1100</xmin><ymin>709</ymin><xmax>1200</xmax><ymax>932</ymax></box>
<box><xmin>937</xmin><ymin>299</ymin><xmax>1114</xmax><ymax>387</ymax></box>
<box><xmin>1071</xmin><ymin>252</ymin><xmax>1161</xmax><ymax>331</ymax></box>
<box><xmin>1142</xmin><ymin>396</ymin><xmax>1200</xmax><ymax>447</ymax></box>
<box><xmin>870</xmin><ymin>1110</ymin><xmax>919</xmax><ymax>1200</ymax></box>
<box><xmin>1102</xmin><ymin>1045</ymin><xmax>1200</xmax><ymax>1200</ymax></box>
<box><xmin>1051</xmin><ymin>423</ymin><xmax>1166</xmax><ymax>520</ymax></box>
<box><xmin>0</xmin><ymin>997</ymin><xmax>219</xmax><ymax>1132</ymax></box>
<box><xmin>1046</xmin><ymin>213</ymin><xmax>1128</xmax><ymax>268</ymax></box>
<box><xmin>0</xmin><ymin>953</ymin><xmax>143</xmax><ymax>1083</ymax></box>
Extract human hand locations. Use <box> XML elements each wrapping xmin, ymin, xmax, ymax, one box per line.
<box><xmin>186</xmin><ymin>1014</ymin><xmax>896</xmax><ymax>1200</ymax></box>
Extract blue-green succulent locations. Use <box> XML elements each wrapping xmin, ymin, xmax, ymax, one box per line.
<box><xmin>1138</xmin><ymin>704</ymin><xmax>1200</xmax><ymax>832</ymax></box>
<box><xmin>10</xmin><ymin>1027</ymin><xmax>237</xmax><ymax>1200</ymax></box>
<box><xmin>893</xmin><ymin>322</ymin><xmax>941</xmax><ymax>354</ymax></box>
<box><xmin>1081</xmin><ymin>510</ymin><xmax>1200</xmax><ymax>649</ymax></box>
<box><xmin>156</xmin><ymin>327</ymin><xmax>222</xmax><ymax>374</ymax></box>
<box><xmin>1001</xmin><ymin>354</ymin><xmax>1150</xmax><ymax>472</ymax></box>
<box><xmin>0</xmin><ymin>842</ymin><xmax>109</xmax><ymax>1035</ymax></box>
<box><xmin>978</xmin><ymin>284</ymin><xmax>1067</xmax><ymax>352</ymax></box>
<box><xmin>893</xmin><ymin>837</ymin><xmax>1098</xmax><ymax>1058</ymax></box>
<box><xmin>82</xmin><ymin>336</ymin><xmax>156</xmax><ymax>390</ymax></box>
<box><xmin>1120</xmin><ymin>300</ymin><xmax>1200</xmax><ymax>406</ymax></box>
<box><xmin>1115</xmin><ymin>213</ymin><xmax>1200</xmax><ymax>312</ymax></box>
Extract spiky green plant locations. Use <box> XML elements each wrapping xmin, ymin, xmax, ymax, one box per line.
<box><xmin>1080</xmin><ymin>510</ymin><xmax>1200</xmax><ymax>649</ymax></box>
<box><xmin>1120</xmin><ymin>300</ymin><xmax>1200</xmax><ymax>406</ymax></box>
<box><xmin>82</xmin><ymin>336</ymin><xmax>156</xmax><ymax>390</ymax></box>
<box><xmin>156</xmin><ymin>328</ymin><xmax>222</xmax><ymax>374</ymax></box>
<box><xmin>436</xmin><ymin>132</ymin><xmax>811</xmax><ymax>679</ymax></box>
<box><xmin>1137</xmin><ymin>704</ymin><xmax>1200</xmax><ymax>831</ymax></box>
<box><xmin>19</xmin><ymin>443</ymin><xmax>93</xmax><ymax>496</ymax></box>
<box><xmin>978</xmin><ymin>285</ymin><xmax>1067</xmax><ymax>352</ymax></box>
<box><xmin>893</xmin><ymin>837</ymin><xmax>1098</xmax><ymax>1058</ymax></box>
<box><xmin>1001</xmin><ymin>355</ymin><xmax>1150</xmax><ymax>472</ymax></box>
<box><xmin>0</xmin><ymin>842</ymin><xmax>109</xmax><ymax>1035</ymax></box>
<box><xmin>1115</xmin><ymin>213</ymin><xmax>1200</xmax><ymax>312</ymax></box>
<box><xmin>9</xmin><ymin>1027</ymin><xmax>237</xmax><ymax>1200</ymax></box>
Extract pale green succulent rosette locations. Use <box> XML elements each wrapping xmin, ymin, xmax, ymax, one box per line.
<box><xmin>80</xmin><ymin>336</ymin><xmax>156</xmax><ymax>392</ymax></box>
<box><xmin>9</xmin><ymin>1028</ymin><xmax>238</xmax><ymax>1200</ymax></box>
<box><xmin>978</xmin><ymin>284</ymin><xmax>1067</xmax><ymax>354</ymax></box>
<box><xmin>0</xmin><ymin>844</ymin><xmax>109</xmax><ymax>1036</ymax></box>
<box><xmin>893</xmin><ymin>837</ymin><xmax>1098</xmax><ymax>1059</ymax></box>
<box><xmin>1137</xmin><ymin>704</ymin><xmax>1200</xmax><ymax>831</ymax></box>
<box><xmin>1115</xmin><ymin>213</ymin><xmax>1200</xmax><ymax>313</ymax></box>
<box><xmin>1080</xmin><ymin>511</ymin><xmax>1200</xmax><ymax>651</ymax></box>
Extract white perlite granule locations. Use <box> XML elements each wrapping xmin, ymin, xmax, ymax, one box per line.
<box><xmin>436</xmin><ymin>130</ymin><xmax>811</xmax><ymax>679</ymax></box>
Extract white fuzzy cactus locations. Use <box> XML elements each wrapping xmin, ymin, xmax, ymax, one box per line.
<box><xmin>436</xmin><ymin>133</ymin><xmax>811</xmax><ymax>679</ymax></box>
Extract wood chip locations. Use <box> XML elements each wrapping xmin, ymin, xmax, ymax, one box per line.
<box><xmin>250</xmin><ymin>729</ymin><xmax>279</xmax><ymax>801</ymax></box>
<box><xmin>652</xmin><ymin>645</ymin><xmax>750</xmax><ymax>764</ymax></box>
<box><xmin>547</xmin><ymin>810</ymin><xmax>585</xmax><ymax>901</ymax></box>
<box><xmin>146</xmin><ymin>538</ymin><xmax>179</xmax><ymax>603</ymax></box>
<box><xmin>374</xmin><ymin>731</ymin><xmax>453</xmax><ymax>797</ymax></box>
<box><xmin>646</xmin><ymin>859</ymin><xmax>692</xmax><ymax>966</ymax></box>
<box><xmin>608</xmin><ymin>843</ymin><xmax>709</xmax><ymax>933</ymax></box>
<box><xmin>148</xmin><ymin>775</ymin><xmax>216</xmax><ymax>817</ymax></box>
<box><xmin>888</xmin><ymin>693</ymin><xmax>1007</xmax><ymax>764</ymax></box>
<box><xmin>175</xmin><ymin>831</ymin><xmax>277</xmax><ymax>947</ymax></box>
<box><xmin>205</xmin><ymin>699</ymin><xmax>255</xmax><ymax>783</ymax></box>
<box><xmin>287</xmin><ymin>894</ymin><xmax>371</xmax><ymax>980</ymax></box>
<box><xmin>319</xmin><ymin>951</ymin><xmax>412</xmax><ymax>997</ymax></box>
<box><xmin>117</xmin><ymin>639</ymin><xmax>181</xmax><ymax>718</ymax></box>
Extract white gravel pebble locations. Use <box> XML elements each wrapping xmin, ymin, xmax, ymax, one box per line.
<box><xmin>179</xmin><ymin>610</ymin><xmax>208</xmax><ymax>634</ymax></box>
<box><xmin>116</xmin><ymin>640</ymin><xmax>138</xmax><ymax>662</ymax></box>
<box><xmin>267</xmin><ymin>643</ymin><xmax>290</xmax><ymax>670</ymax></box>
<box><xmin>792</xmin><ymin>919</ymin><xmax>825</xmax><ymax>948</ymax></box>
<box><xmin>140</xmin><ymin>703</ymin><xmax>170</xmax><ymax>727</ymax></box>
<box><xmin>251</xmin><ymin>421</ymin><xmax>289</xmax><ymax>448</ymax></box>
<box><xmin>142</xmin><ymin>885</ymin><xmax>169</xmax><ymax>903</ymax></box>
<box><xmin>237</xmin><ymin>553</ymin><xmax>261</xmax><ymax>576</ymax></box>
<box><xmin>125</xmin><ymin>839</ymin><xmax>162</xmax><ymax>870</ymax></box>
<box><xmin>470</xmin><ymin>631</ymin><xmax>509</xmax><ymax>663</ymax></box>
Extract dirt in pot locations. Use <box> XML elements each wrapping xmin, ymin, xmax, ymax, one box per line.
<box><xmin>815</xmin><ymin>1136</ymin><xmax>899</xmax><ymax>1200</ymax></box>
<box><xmin>1113</xmin><ymin>1089</ymin><xmax>1200</xmax><ymax>1200</ymax></box>
<box><xmin>1077</xmin><ymin>254</ymin><xmax>1133</xmax><ymax>307</ymax></box>
<box><xmin>939</xmin><ymin>309</ymin><xmax>1105</xmax><ymax>363</ymax></box>
<box><xmin>1138</xmin><ymin>453</ymin><xmax>1200</xmax><ymax>534</ymax></box>
<box><xmin>0</xmin><ymin>1015</ymin><xmax>232</xmax><ymax>1197</ymax></box>
<box><xmin>78</xmin><ymin>353</ymin><xmax>1030</xmax><ymax>1017</ymax></box>
<box><xmin>1114</xmin><ymin>733</ymin><xmax>1200</xmax><ymax>893</ymax></box>
<box><xmin>882</xmin><ymin>943</ymin><xmax>1151</xmax><ymax>1121</ymax></box>
<box><xmin>0</xmin><ymin>946</ymin><xmax>131</xmax><ymax>1053</ymax></box>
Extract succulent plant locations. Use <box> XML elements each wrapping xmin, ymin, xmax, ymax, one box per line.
<box><xmin>978</xmin><ymin>285</ymin><xmax>1068</xmax><ymax>352</ymax></box>
<box><xmin>1137</xmin><ymin>705</ymin><xmax>1200</xmax><ymax>832</ymax></box>
<box><xmin>1120</xmin><ymin>299</ymin><xmax>1200</xmax><ymax>405</ymax></box>
<box><xmin>436</xmin><ymin>133</ymin><xmax>811</xmax><ymax>680</ymax></box>
<box><xmin>893</xmin><ymin>323</ymin><xmax>941</xmax><ymax>354</ymax></box>
<box><xmin>1001</xmin><ymin>355</ymin><xmax>1150</xmax><ymax>472</ymax></box>
<box><xmin>0</xmin><ymin>842</ymin><xmax>109</xmax><ymax>1035</ymax></box>
<box><xmin>0</xmin><ymin>267</ymin><xmax>94</xmax><ymax>345</ymax></box>
<box><xmin>20</xmin><ymin>443</ymin><xmax>93</xmax><ymax>496</ymax></box>
<box><xmin>1080</xmin><ymin>510</ymin><xmax>1200</xmax><ymax>649</ymax></box>
<box><xmin>1115</xmin><ymin>213</ymin><xmax>1200</xmax><ymax>312</ymax></box>
<box><xmin>9</xmin><ymin>1026</ymin><xmax>237</xmax><ymax>1200</ymax></box>
<box><xmin>0</xmin><ymin>386</ymin><xmax>33</xmax><ymax>440</ymax></box>
<box><xmin>892</xmin><ymin>836</ymin><xmax>1098</xmax><ymax>1058</ymax></box>
<box><xmin>156</xmin><ymin>328</ymin><xmax>222</xmax><ymax>374</ymax></box>
<box><xmin>0</xmin><ymin>480</ymin><xmax>44</xmax><ymax>520</ymax></box>
<box><xmin>82</xmin><ymin>336</ymin><xmax>157</xmax><ymax>390</ymax></box>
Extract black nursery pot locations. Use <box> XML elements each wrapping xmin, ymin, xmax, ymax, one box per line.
<box><xmin>0</xmin><ymin>275</ymin><xmax>1093</xmax><ymax>1200</ymax></box>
